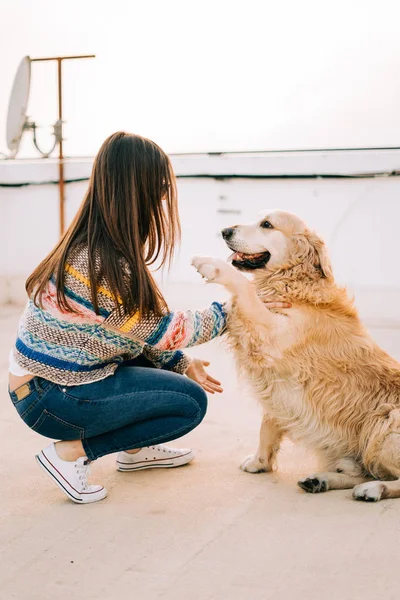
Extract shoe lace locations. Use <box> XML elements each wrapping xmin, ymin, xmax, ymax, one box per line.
<box><xmin>150</xmin><ymin>444</ymin><xmax>172</xmax><ymax>454</ymax></box>
<box><xmin>75</xmin><ymin>459</ymin><xmax>90</xmax><ymax>490</ymax></box>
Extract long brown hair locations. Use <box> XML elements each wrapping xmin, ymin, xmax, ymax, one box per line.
<box><xmin>26</xmin><ymin>132</ymin><xmax>180</xmax><ymax>316</ymax></box>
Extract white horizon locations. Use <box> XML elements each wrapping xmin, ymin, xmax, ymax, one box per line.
<box><xmin>1</xmin><ymin>0</ymin><xmax>400</xmax><ymax>158</ymax></box>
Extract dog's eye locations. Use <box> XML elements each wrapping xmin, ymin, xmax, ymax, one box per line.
<box><xmin>260</xmin><ymin>220</ymin><xmax>273</xmax><ymax>229</ymax></box>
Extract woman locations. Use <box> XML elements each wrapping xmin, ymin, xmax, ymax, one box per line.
<box><xmin>9</xmin><ymin>132</ymin><xmax>288</xmax><ymax>504</ymax></box>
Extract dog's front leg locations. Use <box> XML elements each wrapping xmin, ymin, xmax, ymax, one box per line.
<box><xmin>191</xmin><ymin>256</ymin><xmax>276</xmax><ymax>325</ymax></box>
<box><xmin>240</xmin><ymin>416</ymin><xmax>284</xmax><ymax>473</ymax></box>
<box><xmin>191</xmin><ymin>255</ymin><xmax>249</xmax><ymax>293</ymax></box>
<box><xmin>192</xmin><ymin>255</ymin><xmax>285</xmax><ymax>365</ymax></box>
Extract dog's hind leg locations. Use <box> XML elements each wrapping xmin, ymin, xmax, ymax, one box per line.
<box><xmin>353</xmin><ymin>478</ymin><xmax>400</xmax><ymax>502</ymax></box>
<box><xmin>354</xmin><ymin>411</ymin><xmax>400</xmax><ymax>502</ymax></box>
<box><xmin>240</xmin><ymin>416</ymin><xmax>284</xmax><ymax>473</ymax></box>
<box><xmin>298</xmin><ymin>458</ymin><xmax>371</xmax><ymax>494</ymax></box>
<box><xmin>354</xmin><ymin>426</ymin><xmax>400</xmax><ymax>502</ymax></box>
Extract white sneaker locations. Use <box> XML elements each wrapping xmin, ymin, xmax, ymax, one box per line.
<box><xmin>116</xmin><ymin>444</ymin><xmax>195</xmax><ymax>472</ymax></box>
<box><xmin>35</xmin><ymin>443</ymin><xmax>107</xmax><ymax>504</ymax></box>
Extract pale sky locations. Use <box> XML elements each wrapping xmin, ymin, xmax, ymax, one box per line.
<box><xmin>1</xmin><ymin>0</ymin><xmax>400</xmax><ymax>157</ymax></box>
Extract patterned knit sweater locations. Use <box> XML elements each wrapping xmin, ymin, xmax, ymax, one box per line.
<box><xmin>12</xmin><ymin>246</ymin><xmax>226</xmax><ymax>385</ymax></box>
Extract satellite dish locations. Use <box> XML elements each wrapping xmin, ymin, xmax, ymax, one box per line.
<box><xmin>6</xmin><ymin>56</ymin><xmax>31</xmax><ymax>157</ymax></box>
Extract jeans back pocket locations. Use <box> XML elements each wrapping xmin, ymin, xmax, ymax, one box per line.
<box><xmin>10</xmin><ymin>379</ymin><xmax>84</xmax><ymax>441</ymax></box>
<box><xmin>31</xmin><ymin>410</ymin><xmax>84</xmax><ymax>441</ymax></box>
<box><xmin>9</xmin><ymin>382</ymin><xmax>40</xmax><ymax>420</ymax></box>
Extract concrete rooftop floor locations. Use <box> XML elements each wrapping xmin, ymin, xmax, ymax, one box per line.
<box><xmin>1</xmin><ymin>294</ymin><xmax>400</xmax><ymax>600</ymax></box>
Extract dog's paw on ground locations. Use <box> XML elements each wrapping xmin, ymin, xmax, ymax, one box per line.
<box><xmin>240</xmin><ymin>454</ymin><xmax>271</xmax><ymax>474</ymax></box>
<box><xmin>352</xmin><ymin>481</ymin><xmax>386</xmax><ymax>502</ymax></box>
<box><xmin>298</xmin><ymin>475</ymin><xmax>328</xmax><ymax>493</ymax></box>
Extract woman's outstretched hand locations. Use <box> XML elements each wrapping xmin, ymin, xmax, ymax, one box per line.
<box><xmin>186</xmin><ymin>358</ymin><xmax>223</xmax><ymax>394</ymax></box>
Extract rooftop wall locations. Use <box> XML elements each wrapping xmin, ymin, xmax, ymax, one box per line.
<box><xmin>1</xmin><ymin>150</ymin><xmax>400</xmax><ymax>326</ymax></box>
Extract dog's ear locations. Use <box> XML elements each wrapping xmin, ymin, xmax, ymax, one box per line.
<box><xmin>292</xmin><ymin>232</ymin><xmax>333</xmax><ymax>280</ymax></box>
<box><xmin>307</xmin><ymin>232</ymin><xmax>333</xmax><ymax>280</ymax></box>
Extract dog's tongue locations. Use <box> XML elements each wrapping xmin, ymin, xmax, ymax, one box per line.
<box><xmin>230</xmin><ymin>251</ymin><xmax>264</xmax><ymax>262</ymax></box>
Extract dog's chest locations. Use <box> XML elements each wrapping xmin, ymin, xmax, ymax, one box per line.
<box><xmin>246</xmin><ymin>363</ymin><xmax>301</xmax><ymax>419</ymax></box>
<box><xmin>247</xmin><ymin>366</ymin><xmax>347</xmax><ymax>452</ymax></box>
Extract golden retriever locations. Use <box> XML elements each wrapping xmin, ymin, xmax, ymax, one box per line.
<box><xmin>192</xmin><ymin>210</ymin><xmax>400</xmax><ymax>502</ymax></box>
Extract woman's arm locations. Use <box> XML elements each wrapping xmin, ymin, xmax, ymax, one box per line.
<box><xmin>141</xmin><ymin>345</ymin><xmax>192</xmax><ymax>374</ymax></box>
<box><xmin>109</xmin><ymin>301</ymin><xmax>227</xmax><ymax>351</ymax></box>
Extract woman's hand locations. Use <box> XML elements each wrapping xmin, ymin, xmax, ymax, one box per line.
<box><xmin>263</xmin><ymin>300</ymin><xmax>292</xmax><ymax>310</ymax></box>
<box><xmin>186</xmin><ymin>358</ymin><xmax>223</xmax><ymax>394</ymax></box>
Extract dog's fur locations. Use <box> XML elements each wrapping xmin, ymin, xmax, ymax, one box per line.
<box><xmin>192</xmin><ymin>210</ymin><xmax>400</xmax><ymax>502</ymax></box>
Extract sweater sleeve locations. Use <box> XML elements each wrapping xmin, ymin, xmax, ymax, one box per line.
<box><xmin>141</xmin><ymin>345</ymin><xmax>192</xmax><ymax>374</ymax></box>
<box><xmin>109</xmin><ymin>301</ymin><xmax>227</xmax><ymax>351</ymax></box>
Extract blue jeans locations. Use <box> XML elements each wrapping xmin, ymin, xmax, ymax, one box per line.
<box><xmin>8</xmin><ymin>357</ymin><xmax>208</xmax><ymax>461</ymax></box>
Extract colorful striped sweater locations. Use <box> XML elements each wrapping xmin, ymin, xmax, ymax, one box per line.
<box><xmin>12</xmin><ymin>246</ymin><xmax>227</xmax><ymax>385</ymax></box>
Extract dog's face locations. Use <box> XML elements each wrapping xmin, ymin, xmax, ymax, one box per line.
<box><xmin>222</xmin><ymin>210</ymin><xmax>332</xmax><ymax>278</ymax></box>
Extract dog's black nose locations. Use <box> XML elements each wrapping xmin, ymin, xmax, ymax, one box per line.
<box><xmin>222</xmin><ymin>227</ymin><xmax>235</xmax><ymax>240</ymax></box>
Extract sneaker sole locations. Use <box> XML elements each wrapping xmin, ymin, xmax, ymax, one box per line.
<box><xmin>35</xmin><ymin>452</ymin><xmax>107</xmax><ymax>504</ymax></box>
<box><xmin>116</xmin><ymin>452</ymin><xmax>194</xmax><ymax>472</ymax></box>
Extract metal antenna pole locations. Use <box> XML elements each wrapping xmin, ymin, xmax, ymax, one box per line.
<box><xmin>57</xmin><ymin>58</ymin><xmax>65</xmax><ymax>235</ymax></box>
<box><xmin>31</xmin><ymin>54</ymin><xmax>95</xmax><ymax>237</ymax></box>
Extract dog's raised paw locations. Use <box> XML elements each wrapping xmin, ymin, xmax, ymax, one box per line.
<box><xmin>240</xmin><ymin>454</ymin><xmax>271</xmax><ymax>474</ymax></box>
<box><xmin>352</xmin><ymin>481</ymin><xmax>386</xmax><ymax>502</ymax></box>
<box><xmin>298</xmin><ymin>475</ymin><xmax>328</xmax><ymax>494</ymax></box>
<box><xmin>191</xmin><ymin>256</ymin><xmax>220</xmax><ymax>282</ymax></box>
<box><xmin>191</xmin><ymin>255</ymin><xmax>243</xmax><ymax>286</ymax></box>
